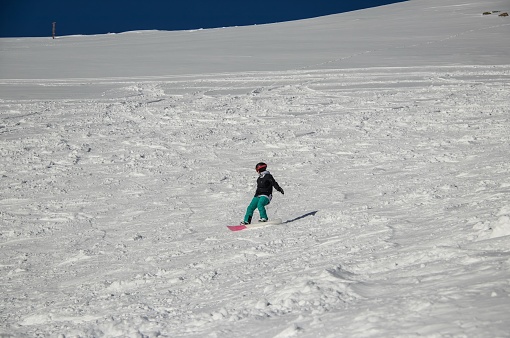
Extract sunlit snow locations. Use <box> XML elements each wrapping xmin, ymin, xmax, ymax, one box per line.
<box><xmin>1</xmin><ymin>0</ymin><xmax>510</xmax><ymax>337</ymax></box>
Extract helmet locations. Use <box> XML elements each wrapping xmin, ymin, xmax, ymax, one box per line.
<box><xmin>255</xmin><ymin>162</ymin><xmax>267</xmax><ymax>173</ymax></box>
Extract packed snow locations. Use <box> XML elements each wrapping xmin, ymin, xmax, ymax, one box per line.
<box><xmin>1</xmin><ymin>0</ymin><xmax>510</xmax><ymax>337</ymax></box>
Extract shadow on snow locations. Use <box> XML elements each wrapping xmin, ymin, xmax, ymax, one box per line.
<box><xmin>283</xmin><ymin>211</ymin><xmax>318</xmax><ymax>224</ymax></box>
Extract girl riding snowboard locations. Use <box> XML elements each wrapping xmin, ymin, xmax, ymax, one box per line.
<box><xmin>241</xmin><ymin>162</ymin><xmax>284</xmax><ymax>225</ymax></box>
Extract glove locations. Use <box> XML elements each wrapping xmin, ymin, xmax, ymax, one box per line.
<box><xmin>279</xmin><ymin>188</ymin><xmax>284</xmax><ymax>195</ymax></box>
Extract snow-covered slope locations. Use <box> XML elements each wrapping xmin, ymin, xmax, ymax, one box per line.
<box><xmin>1</xmin><ymin>0</ymin><xmax>510</xmax><ymax>337</ymax></box>
<box><xmin>1</xmin><ymin>0</ymin><xmax>509</xmax><ymax>80</ymax></box>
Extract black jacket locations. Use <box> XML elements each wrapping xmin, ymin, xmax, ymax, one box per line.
<box><xmin>255</xmin><ymin>171</ymin><xmax>283</xmax><ymax>197</ymax></box>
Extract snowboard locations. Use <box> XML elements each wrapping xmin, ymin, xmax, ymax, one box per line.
<box><xmin>227</xmin><ymin>218</ymin><xmax>283</xmax><ymax>231</ymax></box>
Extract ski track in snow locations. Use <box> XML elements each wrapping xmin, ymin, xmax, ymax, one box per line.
<box><xmin>1</xmin><ymin>65</ymin><xmax>510</xmax><ymax>337</ymax></box>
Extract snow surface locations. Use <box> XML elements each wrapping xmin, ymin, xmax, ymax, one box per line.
<box><xmin>1</xmin><ymin>0</ymin><xmax>510</xmax><ymax>337</ymax></box>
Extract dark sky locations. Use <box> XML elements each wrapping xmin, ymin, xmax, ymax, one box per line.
<box><xmin>0</xmin><ymin>0</ymin><xmax>406</xmax><ymax>38</ymax></box>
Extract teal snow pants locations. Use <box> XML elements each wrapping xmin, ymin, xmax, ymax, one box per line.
<box><xmin>244</xmin><ymin>195</ymin><xmax>270</xmax><ymax>223</ymax></box>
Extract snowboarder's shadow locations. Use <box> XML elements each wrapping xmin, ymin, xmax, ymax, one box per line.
<box><xmin>283</xmin><ymin>211</ymin><xmax>318</xmax><ymax>224</ymax></box>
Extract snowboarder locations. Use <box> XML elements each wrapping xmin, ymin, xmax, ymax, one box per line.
<box><xmin>240</xmin><ymin>162</ymin><xmax>284</xmax><ymax>225</ymax></box>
